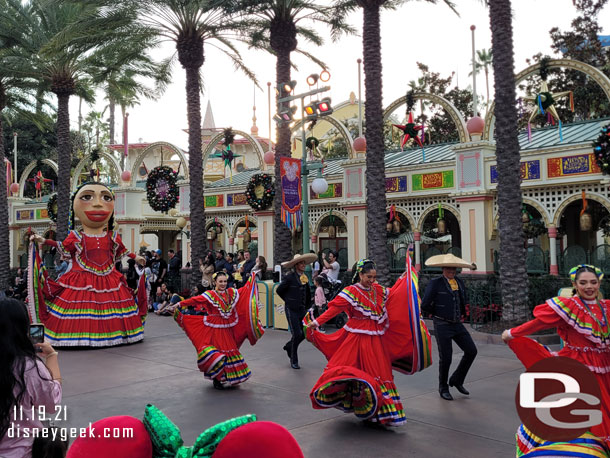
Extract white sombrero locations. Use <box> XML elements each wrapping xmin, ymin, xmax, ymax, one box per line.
<box><xmin>281</xmin><ymin>253</ymin><xmax>318</xmax><ymax>268</ymax></box>
<box><xmin>425</xmin><ymin>254</ymin><xmax>476</xmax><ymax>269</ymax></box>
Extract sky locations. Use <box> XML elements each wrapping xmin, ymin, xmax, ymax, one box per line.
<box><xmin>69</xmin><ymin>1</ymin><xmax>610</xmax><ymax>152</ymax></box>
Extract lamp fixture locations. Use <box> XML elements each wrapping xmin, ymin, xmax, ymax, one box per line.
<box><xmin>306</xmin><ymin>73</ymin><xmax>319</xmax><ymax>86</ymax></box>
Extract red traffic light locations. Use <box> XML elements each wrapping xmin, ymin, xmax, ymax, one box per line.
<box><xmin>317</xmin><ymin>97</ymin><xmax>332</xmax><ymax>115</ymax></box>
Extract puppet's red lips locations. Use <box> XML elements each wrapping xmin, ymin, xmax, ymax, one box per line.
<box><xmin>84</xmin><ymin>211</ymin><xmax>110</xmax><ymax>222</ymax></box>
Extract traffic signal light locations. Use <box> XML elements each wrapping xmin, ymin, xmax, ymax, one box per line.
<box><xmin>304</xmin><ymin>103</ymin><xmax>318</xmax><ymax>120</ymax></box>
<box><xmin>277</xmin><ymin>105</ymin><xmax>297</xmax><ymax>122</ymax></box>
<box><xmin>317</xmin><ymin>97</ymin><xmax>333</xmax><ymax>116</ymax></box>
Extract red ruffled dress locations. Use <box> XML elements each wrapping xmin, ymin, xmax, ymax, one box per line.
<box><xmin>175</xmin><ymin>275</ymin><xmax>264</xmax><ymax>385</ymax></box>
<box><xmin>508</xmin><ymin>296</ymin><xmax>610</xmax><ymax>448</ymax></box>
<box><xmin>306</xmin><ymin>275</ymin><xmax>432</xmax><ymax>426</ymax></box>
<box><xmin>38</xmin><ymin>231</ymin><xmax>144</xmax><ymax>347</ymax></box>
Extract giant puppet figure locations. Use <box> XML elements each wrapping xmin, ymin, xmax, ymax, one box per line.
<box><xmin>28</xmin><ymin>182</ymin><xmax>145</xmax><ymax>347</ymax></box>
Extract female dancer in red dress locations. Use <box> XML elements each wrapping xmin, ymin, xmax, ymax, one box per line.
<box><xmin>502</xmin><ymin>264</ymin><xmax>610</xmax><ymax>450</ymax></box>
<box><xmin>28</xmin><ymin>182</ymin><xmax>144</xmax><ymax>347</ymax></box>
<box><xmin>305</xmin><ymin>259</ymin><xmax>432</xmax><ymax>426</ymax></box>
<box><xmin>174</xmin><ymin>272</ymin><xmax>264</xmax><ymax>389</ymax></box>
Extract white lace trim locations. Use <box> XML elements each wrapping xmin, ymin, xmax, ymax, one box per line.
<box><xmin>338</xmin><ymin>288</ymin><xmax>388</xmax><ymax>323</ymax></box>
<box><xmin>203</xmin><ymin>289</ymin><xmax>240</xmax><ymax>319</ymax></box>
<box><xmin>57</xmin><ymin>281</ymin><xmax>124</xmax><ymax>293</ymax></box>
<box><xmin>204</xmin><ymin>313</ymin><xmax>238</xmax><ymax>328</ymax></box>
<box><xmin>343</xmin><ymin>324</ymin><xmax>388</xmax><ymax>336</ymax></box>
<box><xmin>81</xmin><ymin>232</ymin><xmax>108</xmax><ymax>238</ymax></box>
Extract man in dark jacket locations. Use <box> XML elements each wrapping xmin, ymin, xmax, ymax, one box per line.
<box><xmin>276</xmin><ymin>253</ymin><xmax>317</xmax><ymax>369</ymax></box>
<box><xmin>421</xmin><ymin>255</ymin><xmax>477</xmax><ymax>401</ymax></box>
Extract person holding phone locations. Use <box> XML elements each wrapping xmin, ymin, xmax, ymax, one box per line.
<box><xmin>0</xmin><ymin>298</ymin><xmax>62</xmax><ymax>458</ymax></box>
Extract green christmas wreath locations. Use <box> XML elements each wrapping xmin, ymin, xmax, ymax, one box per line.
<box><xmin>146</xmin><ymin>166</ymin><xmax>179</xmax><ymax>213</ymax></box>
<box><xmin>46</xmin><ymin>193</ymin><xmax>58</xmax><ymax>222</ymax></box>
<box><xmin>593</xmin><ymin>123</ymin><xmax>610</xmax><ymax>175</ymax></box>
<box><xmin>245</xmin><ymin>173</ymin><xmax>275</xmax><ymax>211</ymax></box>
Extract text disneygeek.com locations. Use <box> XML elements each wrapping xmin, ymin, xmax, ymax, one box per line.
<box><xmin>7</xmin><ymin>423</ymin><xmax>134</xmax><ymax>442</ymax></box>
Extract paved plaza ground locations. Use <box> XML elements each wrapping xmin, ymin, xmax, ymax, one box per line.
<box><xmin>56</xmin><ymin>315</ymin><xmax>532</xmax><ymax>457</ymax></box>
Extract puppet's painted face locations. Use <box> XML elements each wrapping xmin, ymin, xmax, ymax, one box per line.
<box><xmin>73</xmin><ymin>184</ymin><xmax>114</xmax><ymax>230</ymax></box>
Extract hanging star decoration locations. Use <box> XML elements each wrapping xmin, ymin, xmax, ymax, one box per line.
<box><xmin>392</xmin><ymin>112</ymin><xmax>424</xmax><ymax>150</ymax></box>
<box><xmin>27</xmin><ymin>171</ymin><xmax>53</xmax><ymax>199</ymax></box>
<box><xmin>210</xmin><ymin>128</ymin><xmax>241</xmax><ymax>182</ymax></box>
<box><xmin>522</xmin><ymin>58</ymin><xmax>574</xmax><ymax>142</ymax></box>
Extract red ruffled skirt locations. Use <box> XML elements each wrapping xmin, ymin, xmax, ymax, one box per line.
<box><xmin>307</xmin><ymin>328</ymin><xmax>406</xmax><ymax>426</ymax></box>
<box><xmin>42</xmin><ymin>269</ymin><xmax>144</xmax><ymax>347</ymax></box>
<box><xmin>176</xmin><ymin>314</ymin><xmax>251</xmax><ymax>385</ymax></box>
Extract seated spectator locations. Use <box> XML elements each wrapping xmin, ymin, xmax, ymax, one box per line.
<box><xmin>152</xmin><ymin>283</ymin><xmax>171</xmax><ymax>314</ymax></box>
<box><xmin>0</xmin><ymin>298</ymin><xmax>62</xmax><ymax>458</ymax></box>
<box><xmin>154</xmin><ymin>285</ymin><xmax>183</xmax><ymax>316</ymax></box>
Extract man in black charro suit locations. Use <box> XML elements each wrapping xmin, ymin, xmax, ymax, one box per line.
<box><xmin>276</xmin><ymin>253</ymin><xmax>317</xmax><ymax>369</ymax></box>
<box><xmin>421</xmin><ymin>254</ymin><xmax>478</xmax><ymax>401</ymax></box>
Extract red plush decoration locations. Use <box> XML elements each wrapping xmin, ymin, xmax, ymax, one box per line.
<box><xmin>66</xmin><ymin>416</ymin><xmax>152</xmax><ymax>458</ymax></box>
<box><xmin>213</xmin><ymin>421</ymin><xmax>304</xmax><ymax>458</ymax></box>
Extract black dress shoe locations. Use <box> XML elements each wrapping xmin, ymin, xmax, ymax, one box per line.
<box><xmin>283</xmin><ymin>343</ymin><xmax>292</xmax><ymax>360</ymax></box>
<box><xmin>449</xmin><ymin>381</ymin><xmax>470</xmax><ymax>395</ymax></box>
<box><xmin>290</xmin><ymin>362</ymin><xmax>300</xmax><ymax>369</ymax></box>
<box><xmin>439</xmin><ymin>388</ymin><xmax>453</xmax><ymax>401</ymax></box>
<box><xmin>213</xmin><ymin>379</ymin><xmax>224</xmax><ymax>390</ymax></box>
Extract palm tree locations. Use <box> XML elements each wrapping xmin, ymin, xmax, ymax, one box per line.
<box><xmin>469</xmin><ymin>48</ymin><xmax>493</xmax><ymax>110</ymax></box>
<box><xmin>334</xmin><ymin>0</ymin><xmax>456</xmax><ymax>284</ymax></box>
<box><xmin>486</xmin><ymin>0</ymin><xmax>528</xmax><ymax>320</ymax></box>
<box><xmin>1</xmin><ymin>0</ymin><xmax>139</xmax><ymax>240</ymax></box>
<box><xmin>90</xmin><ymin>46</ymin><xmax>172</xmax><ymax>146</ymax></box>
<box><xmin>89</xmin><ymin>0</ymin><xmax>257</xmax><ymax>283</ymax></box>
<box><xmin>226</xmin><ymin>0</ymin><xmax>353</xmax><ymax>265</ymax></box>
<box><xmin>0</xmin><ymin>76</ymin><xmax>44</xmax><ymax>291</ymax></box>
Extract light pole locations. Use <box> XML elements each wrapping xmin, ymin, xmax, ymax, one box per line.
<box><xmin>277</xmin><ymin>83</ymin><xmax>330</xmax><ymax>258</ymax></box>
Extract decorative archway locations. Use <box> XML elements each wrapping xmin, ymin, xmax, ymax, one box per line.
<box><xmin>387</xmin><ymin>206</ymin><xmax>416</xmax><ymax>232</ymax></box>
<box><xmin>493</xmin><ymin>197</ymin><xmax>552</xmax><ymax>230</ymax></box>
<box><xmin>290</xmin><ymin>115</ymin><xmax>354</xmax><ymax>158</ymax></box>
<box><xmin>72</xmin><ymin>150</ymin><xmax>122</xmax><ymax>191</ymax></box>
<box><xmin>130</xmin><ymin>142</ymin><xmax>189</xmax><ymax>186</ymax></box>
<box><xmin>313</xmin><ymin>210</ymin><xmax>348</xmax><ymax>235</ymax></box>
<box><xmin>202</xmin><ymin>130</ymin><xmax>265</xmax><ymax>172</ymax></box>
<box><xmin>417</xmin><ymin>203</ymin><xmax>461</xmax><ymax>233</ymax></box>
<box><xmin>383</xmin><ymin>92</ymin><xmax>469</xmax><ymax>144</ymax></box>
<box><xmin>205</xmin><ymin>217</ymin><xmax>229</xmax><ymax>232</ymax></box>
<box><xmin>18</xmin><ymin>159</ymin><xmax>58</xmax><ymax>198</ymax></box>
<box><xmin>484</xmin><ymin>59</ymin><xmax>610</xmax><ymax>140</ymax></box>
<box><xmin>552</xmin><ymin>192</ymin><xmax>610</xmax><ymax>227</ymax></box>
<box><xmin>231</xmin><ymin>215</ymin><xmax>258</xmax><ymax>238</ymax></box>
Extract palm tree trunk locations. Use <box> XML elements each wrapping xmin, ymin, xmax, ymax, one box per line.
<box><xmin>56</xmin><ymin>93</ymin><xmax>72</xmax><ymax>241</ymax></box>
<box><xmin>184</xmin><ymin>63</ymin><xmax>205</xmax><ymax>284</ymax></box>
<box><xmin>273</xmin><ymin>48</ymin><xmax>294</xmax><ymax>266</ymax></box>
<box><xmin>0</xmin><ymin>84</ymin><xmax>10</xmax><ymax>290</ymax></box>
<box><xmin>487</xmin><ymin>0</ymin><xmax>528</xmax><ymax>321</ymax></box>
<box><xmin>362</xmin><ymin>3</ymin><xmax>389</xmax><ymax>284</ymax></box>
<box><xmin>109</xmin><ymin>97</ymin><xmax>116</xmax><ymax>145</ymax></box>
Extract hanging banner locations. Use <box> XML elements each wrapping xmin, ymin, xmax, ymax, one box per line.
<box><xmin>280</xmin><ymin>157</ymin><xmax>302</xmax><ymax>229</ymax></box>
